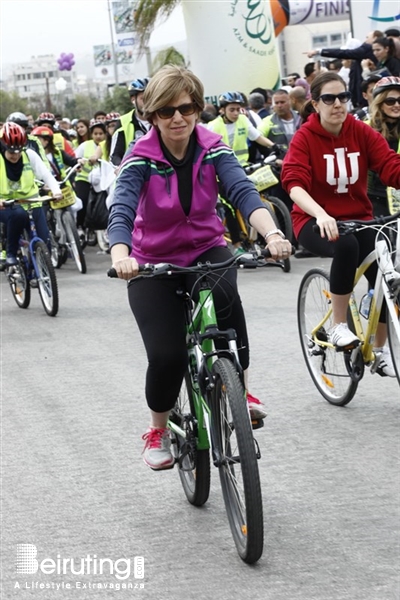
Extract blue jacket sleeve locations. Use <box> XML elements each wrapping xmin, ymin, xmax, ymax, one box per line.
<box><xmin>107</xmin><ymin>156</ymin><xmax>148</xmax><ymax>250</ymax></box>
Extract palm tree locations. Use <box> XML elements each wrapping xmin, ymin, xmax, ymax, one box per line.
<box><xmin>134</xmin><ymin>0</ymin><xmax>179</xmax><ymax>55</ymax></box>
<box><xmin>151</xmin><ymin>46</ymin><xmax>186</xmax><ymax>73</ymax></box>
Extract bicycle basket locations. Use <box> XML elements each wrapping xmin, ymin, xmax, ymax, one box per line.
<box><xmin>247</xmin><ymin>165</ymin><xmax>279</xmax><ymax>192</ymax></box>
<box><xmin>50</xmin><ymin>185</ymin><xmax>76</xmax><ymax>209</ymax></box>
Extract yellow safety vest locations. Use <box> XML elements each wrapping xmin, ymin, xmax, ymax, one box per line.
<box><xmin>0</xmin><ymin>151</ymin><xmax>40</xmax><ymax>209</ymax></box>
<box><xmin>53</xmin><ymin>131</ymin><xmax>68</xmax><ymax>153</ymax></box>
<box><xmin>28</xmin><ymin>134</ymin><xmax>50</xmax><ymax>168</ymax></box>
<box><xmin>119</xmin><ymin>109</ymin><xmax>135</xmax><ymax>151</ymax></box>
<box><xmin>75</xmin><ymin>140</ymin><xmax>98</xmax><ymax>183</ymax></box>
<box><xmin>208</xmin><ymin>114</ymin><xmax>249</xmax><ymax>165</ymax></box>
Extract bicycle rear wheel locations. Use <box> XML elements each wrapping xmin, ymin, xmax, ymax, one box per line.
<box><xmin>169</xmin><ymin>371</ymin><xmax>210</xmax><ymax>506</ymax></box>
<box><xmin>210</xmin><ymin>358</ymin><xmax>263</xmax><ymax>564</ymax></box>
<box><xmin>261</xmin><ymin>194</ymin><xmax>291</xmax><ymax>272</ymax></box>
<box><xmin>7</xmin><ymin>257</ymin><xmax>31</xmax><ymax>309</ymax></box>
<box><xmin>62</xmin><ymin>212</ymin><xmax>87</xmax><ymax>274</ymax></box>
<box><xmin>298</xmin><ymin>268</ymin><xmax>358</xmax><ymax>405</ymax></box>
<box><xmin>387</xmin><ymin>290</ymin><xmax>400</xmax><ymax>384</ymax></box>
<box><xmin>33</xmin><ymin>241</ymin><xmax>59</xmax><ymax>316</ymax></box>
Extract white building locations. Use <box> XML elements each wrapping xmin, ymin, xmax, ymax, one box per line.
<box><xmin>279</xmin><ymin>20</ymin><xmax>352</xmax><ymax>79</ymax></box>
<box><xmin>11</xmin><ymin>54</ymin><xmax>77</xmax><ymax>103</ymax></box>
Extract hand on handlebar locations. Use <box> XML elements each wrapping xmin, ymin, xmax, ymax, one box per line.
<box><xmin>315</xmin><ymin>214</ymin><xmax>339</xmax><ymax>241</ymax></box>
<box><xmin>111</xmin><ymin>256</ymin><xmax>139</xmax><ymax>280</ymax></box>
<box><xmin>270</xmin><ymin>144</ymin><xmax>285</xmax><ymax>159</ymax></box>
<box><xmin>266</xmin><ymin>237</ymin><xmax>293</xmax><ymax>260</ymax></box>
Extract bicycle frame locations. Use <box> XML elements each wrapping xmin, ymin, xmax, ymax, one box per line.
<box><xmin>167</xmin><ymin>276</ymin><xmax>242</xmax><ymax>453</ymax></box>
<box><xmin>309</xmin><ymin>218</ymin><xmax>400</xmax><ymax>369</ymax></box>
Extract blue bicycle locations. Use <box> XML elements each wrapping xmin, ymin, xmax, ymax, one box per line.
<box><xmin>4</xmin><ymin>197</ymin><xmax>59</xmax><ymax>316</ymax></box>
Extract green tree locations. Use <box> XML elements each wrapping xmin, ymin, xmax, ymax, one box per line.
<box><xmin>101</xmin><ymin>86</ymin><xmax>133</xmax><ymax>114</ymax></box>
<box><xmin>0</xmin><ymin>90</ymin><xmax>29</xmax><ymax>121</ymax></box>
<box><xmin>134</xmin><ymin>0</ymin><xmax>179</xmax><ymax>54</ymax></box>
<box><xmin>151</xmin><ymin>46</ymin><xmax>186</xmax><ymax>73</ymax></box>
<box><xmin>69</xmin><ymin>93</ymin><xmax>98</xmax><ymax>120</ymax></box>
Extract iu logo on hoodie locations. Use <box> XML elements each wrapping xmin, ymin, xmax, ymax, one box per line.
<box><xmin>323</xmin><ymin>148</ymin><xmax>360</xmax><ymax>193</ymax></box>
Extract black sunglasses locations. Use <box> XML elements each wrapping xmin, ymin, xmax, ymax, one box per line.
<box><xmin>383</xmin><ymin>97</ymin><xmax>400</xmax><ymax>106</ymax></box>
<box><xmin>156</xmin><ymin>102</ymin><xmax>197</xmax><ymax>119</ymax></box>
<box><xmin>317</xmin><ymin>92</ymin><xmax>351</xmax><ymax>105</ymax></box>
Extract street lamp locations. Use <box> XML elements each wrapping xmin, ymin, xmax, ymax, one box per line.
<box><xmin>55</xmin><ymin>77</ymin><xmax>68</xmax><ymax>114</ymax></box>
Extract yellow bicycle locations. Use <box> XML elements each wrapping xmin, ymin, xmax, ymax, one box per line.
<box><xmin>297</xmin><ymin>213</ymin><xmax>400</xmax><ymax>405</ymax></box>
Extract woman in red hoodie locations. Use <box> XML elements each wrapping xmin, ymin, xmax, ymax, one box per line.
<box><xmin>281</xmin><ymin>71</ymin><xmax>399</xmax><ymax>376</ymax></box>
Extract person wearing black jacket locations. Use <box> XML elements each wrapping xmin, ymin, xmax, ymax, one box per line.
<box><xmin>372</xmin><ymin>37</ymin><xmax>400</xmax><ymax>76</ymax></box>
<box><xmin>306</xmin><ymin>30</ymin><xmax>383</xmax><ymax>108</ymax></box>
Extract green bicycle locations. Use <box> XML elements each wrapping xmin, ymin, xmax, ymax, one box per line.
<box><xmin>109</xmin><ymin>251</ymin><xmax>269</xmax><ymax>563</ymax></box>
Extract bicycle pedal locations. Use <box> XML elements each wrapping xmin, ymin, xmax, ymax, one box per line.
<box><xmin>335</xmin><ymin>340</ymin><xmax>361</xmax><ymax>352</ymax></box>
<box><xmin>251</xmin><ymin>418</ymin><xmax>264</xmax><ymax>430</ymax></box>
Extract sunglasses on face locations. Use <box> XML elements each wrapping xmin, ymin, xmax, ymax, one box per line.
<box><xmin>383</xmin><ymin>97</ymin><xmax>400</xmax><ymax>106</ymax></box>
<box><xmin>156</xmin><ymin>102</ymin><xmax>197</xmax><ymax>119</ymax></box>
<box><xmin>317</xmin><ymin>92</ymin><xmax>351</xmax><ymax>105</ymax></box>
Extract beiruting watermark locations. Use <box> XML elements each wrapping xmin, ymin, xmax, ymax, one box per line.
<box><xmin>14</xmin><ymin>544</ymin><xmax>145</xmax><ymax>591</ymax></box>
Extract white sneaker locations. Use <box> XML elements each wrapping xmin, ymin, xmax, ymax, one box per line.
<box><xmin>329</xmin><ymin>323</ymin><xmax>360</xmax><ymax>348</ymax></box>
<box><xmin>142</xmin><ymin>427</ymin><xmax>175</xmax><ymax>470</ymax></box>
<box><xmin>375</xmin><ymin>346</ymin><xmax>396</xmax><ymax>378</ymax></box>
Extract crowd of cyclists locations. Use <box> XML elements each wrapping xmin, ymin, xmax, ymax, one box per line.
<box><xmin>2</xmin><ymin>26</ymin><xmax>400</xmax><ymax>468</ymax></box>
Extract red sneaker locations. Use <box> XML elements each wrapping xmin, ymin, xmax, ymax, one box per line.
<box><xmin>142</xmin><ymin>427</ymin><xmax>175</xmax><ymax>470</ymax></box>
<box><xmin>246</xmin><ymin>392</ymin><xmax>267</xmax><ymax>420</ymax></box>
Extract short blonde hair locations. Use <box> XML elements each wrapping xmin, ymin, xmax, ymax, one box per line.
<box><xmin>143</xmin><ymin>65</ymin><xmax>205</xmax><ymax>123</ymax></box>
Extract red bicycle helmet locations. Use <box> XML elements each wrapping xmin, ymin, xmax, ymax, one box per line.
<box><xmin>89</xmin><ymin>119</ymin><xmax>106</xmax><ymax>132</ymax></box>
<box><xmin>37</xmin><ymin>112</ymin><xmax>56</xmax><ymax>125</ymax></box>
<box><xmin>31</xmin><ymin>126</ymin><xmax>54</xmax><ymax>138</ymax></box>
<box><xmin>1</xmin><ymin>122</ymin><xmax>27</xmax><ymax>152</ymax></box>
<box><xmin>372</xmin><ymin>76</ymin><xmax>400</xmax><ymax>97</ymax></box>
<box><xmin>106</xmin><ymin>112</ymin><xmax>121</xmax><ymax>123</ymax></box>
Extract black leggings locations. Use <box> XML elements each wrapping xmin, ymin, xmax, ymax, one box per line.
<box><xmin>128</xmin><ymin>247</ymin><xmax>249</xmax><ymax>413</ymax></box>
<box><xmin>298</xmin><ymin>218</ymin><xmax>386</xmax><ymax>323</ymax></box>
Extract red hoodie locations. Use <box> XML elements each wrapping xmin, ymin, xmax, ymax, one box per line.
<box><xmin>281</xmin><ymin>113</ymin><xmax>400</xmax><ymax>238</ymax></box>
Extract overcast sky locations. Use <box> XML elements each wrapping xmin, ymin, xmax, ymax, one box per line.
<box><xmin>1</xmin><ymin>0</ymin><xmax>186</xmax><ymax>68</ymax></box>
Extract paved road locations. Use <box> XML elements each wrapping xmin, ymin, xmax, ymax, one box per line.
<box><xmin>2</xmin><ymin>248</ymin><xmax>399</xmax><ymax>600</ymax></box>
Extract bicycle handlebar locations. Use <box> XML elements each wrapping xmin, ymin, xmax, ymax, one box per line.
<box><xmin>2</xmin><ymin>196</ymin><xmax>53</xmax><ymax>207</ymax></box>
<box><xmin>107</xmin><ymin>248</ymin><xmax>281</xmax><ymax>279</ymax></box>
<box><xmin>312</xmin><ymin>211</ymin><xmax>400</xmax><ymax>236</ymax></box>
<box><xmin>243</xmin><ymin>154</ymin><xmax>278</xmax><ymax>175</ymax></box>
<box><xmin>60</xmin><ymin>162</ymin><xmax>82</xmax><ymax>185</ymax></box>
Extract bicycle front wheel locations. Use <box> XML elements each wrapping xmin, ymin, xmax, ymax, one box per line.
<box><xmin>8</xmin><ymin>258</ymin><xmax>31</xmax><ymax>309</ymax></box>
<box><xmin>387</xmin><ymin>290</ymin><xmax>400</xmax><ymax>384</ymax></box>
<box><xmin>62</xmin><ymin>212</ymin><xmax>87</xmax><ymax>274</ymax></box>
<box><xmin>298</xmin><ymin>268</ymin><xmax>358</xmax><ymax>405</ymax></box>
<box><xmin>33</xmin><ymin>241</ymin><xmax>59</xmax><ymax>316</ymax></box>
<box><xmin>170</xmin><ymin>372</ymin><xmax>210</xmax><ymax>506</ymax></box>
<box><xmin>210</xmin><ymin>358</ymin><xmax>263</xmax><ymax>564</ymax></box>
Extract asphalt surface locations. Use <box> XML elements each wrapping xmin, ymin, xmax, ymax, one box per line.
<box><xmin>2</xmin><ymin>247</ymin><xmax>399</xmax><ymax>600</ymax></box>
